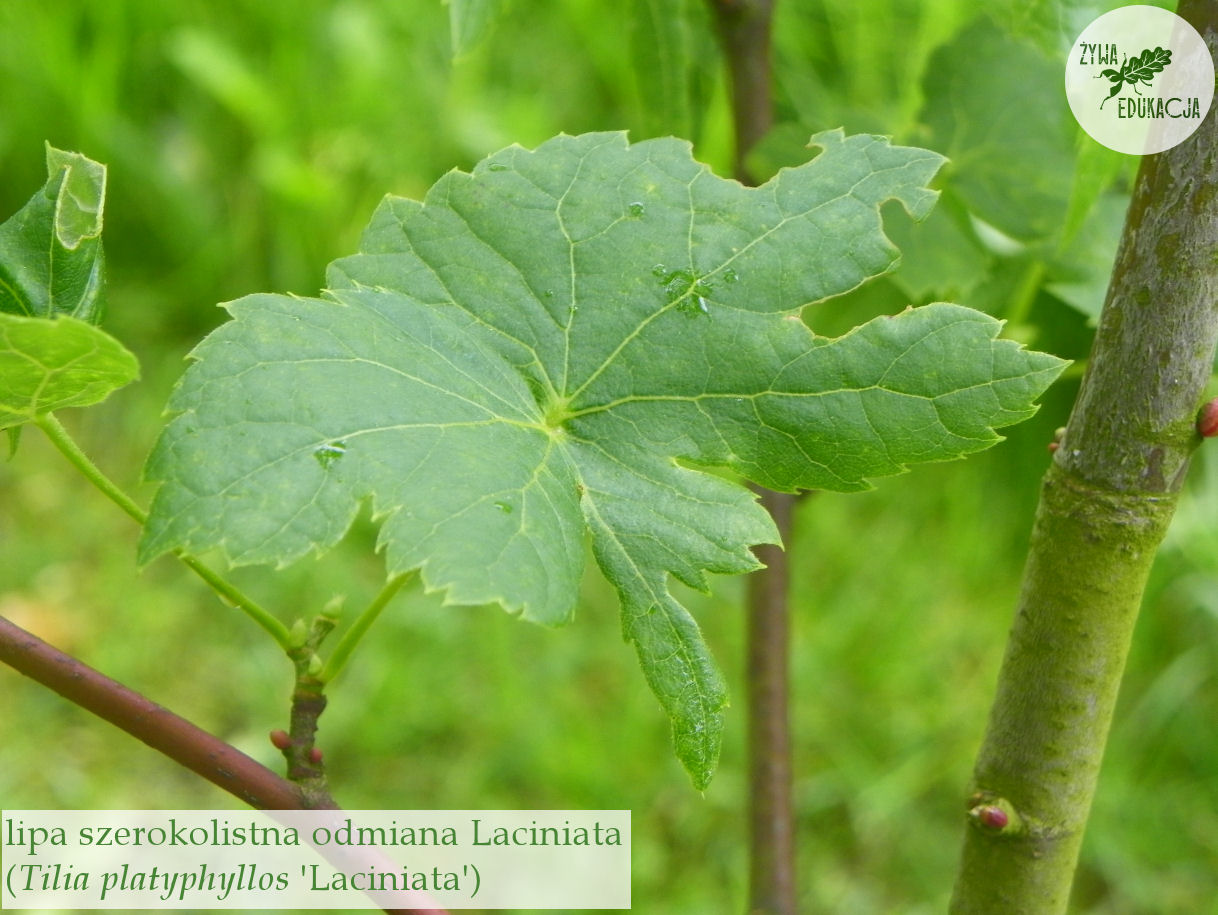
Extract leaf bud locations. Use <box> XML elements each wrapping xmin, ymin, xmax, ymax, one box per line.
<box><xmin>321</xmin><ymin>594</ymin><xmax>346</xmax><ymax>621</ymax></box>
<box><xmin>306</xmin><ymin>653</ymin><xmax>324</xmax><ymax>677</ymax></box>
<box><xmin>1197</xmin><ymin>398</ymin><xmax>1218</xmax><ymax>438</ymax></box>
<box><xmin>969</xmin><ymin>803</ymin><xmax>1009</xmax><ymax>830</ymax></box>
<box><xmin>288</xmin><ymin>619</ymin><xmax>309</xmax><ymax>648</ymax></box>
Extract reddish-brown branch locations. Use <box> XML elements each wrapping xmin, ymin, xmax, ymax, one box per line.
<box><xmin>0</xmin><ymin>614</ymin><xmax>308</xmax><ymax>809</ymax></box>
<box><xmin>0</xmin><ymin>614</ymin><xmax>451</xmax><ymax>915</ymax></box>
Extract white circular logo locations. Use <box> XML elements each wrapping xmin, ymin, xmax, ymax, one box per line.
<box><xmin>1065</xmin><ymin>5</ymin><xmax>1213</xmax><ymax>155</ymax></box>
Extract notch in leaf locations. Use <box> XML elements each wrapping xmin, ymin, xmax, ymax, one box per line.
<box><xmin>140</xmin><ymin>131</ymin><xmax>1067</xmax><ymax>788</ymax></box>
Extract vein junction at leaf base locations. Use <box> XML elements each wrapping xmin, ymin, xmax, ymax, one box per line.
<box><xmin>139</xmin><ymin>130</ymin><xmax>1066</xmax><ymax>787</ymax></box>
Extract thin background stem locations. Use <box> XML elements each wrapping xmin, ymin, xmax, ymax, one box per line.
<box><xmin>703</xmin><ymin>2</ymin><xmax>796</xmax><ymax>913</ymax></box>
<box><xmin>745</xmin><ymin>487</ymin><xmax>796</xmax><ymax>914</ymax></box>
<box><xmin>707</xmin><ymin>0</ymin><xmax>776</xmax><ymax>185</ymax></box>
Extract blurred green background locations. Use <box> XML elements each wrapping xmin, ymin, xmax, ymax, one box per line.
<box><xmin>1</xmin><ymin>1</ymin><xmax>1216</xmax><ymax>912</ymax></box>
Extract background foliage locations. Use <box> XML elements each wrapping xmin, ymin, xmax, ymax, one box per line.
<box><xmin>1</xmin><ymin>1</ymin><xmax>1214</xmax><ymax>912</ymax></box>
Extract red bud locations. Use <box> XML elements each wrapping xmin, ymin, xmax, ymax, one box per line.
<box><xmin>308</xmin><ymin>747</ymin><xmax>324</xmax><ymax>764</ymax></box>
<box><xmin>972</xmin><ymin>804</ymin><xmax>1009</xmax><ymax>829</ymax></box>
<box><xmin>269</xmin><ymin>729</ymin><xmax>291</xmax><ymax>751</ymax></box>
<box><xmin>1198</xmin><ymin>398</ymin><xmax>1218</xmax><ymax>438</ymax></box>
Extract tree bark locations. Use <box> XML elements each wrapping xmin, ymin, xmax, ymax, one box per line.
<box><xmin>951</xmin><ymin>4</ymin><xmax>1218</xmax><ymax>911</ymax></box>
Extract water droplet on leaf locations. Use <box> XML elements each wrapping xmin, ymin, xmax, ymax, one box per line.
<box><xmin>313</xmin><ymin>441</ymin><xmax>347</xmax><ymax>469</ymax></box>
<box><xmin>652</xmin><ymin>264</ymin><xmax>668</xmax><ymax>278</ymax></box>
<box><xmin>494</xmin><ymin>501</ymin><xmax>513</xmax><ymax>513</ymax></box>
<box><xmin>658</xmin><ymin>267</ymin><xmax>714</xmax><ymax>317</ymax></box>
<box><xmin>628</xmin><ymin>202</ymin><xmax>645</xmax><ymax>217</ymax></box>
<box><xmin>487</xmin><ymin>163</ymin><xmax>509</xmax><ymax>172</ymax></box>
<box><xmin>723</xmin><ymin>268</ymin><xmax>739</xmax><ymax>283</ymax></box>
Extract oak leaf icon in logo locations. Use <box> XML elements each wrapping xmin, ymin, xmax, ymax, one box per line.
<box><xmin>1098</xmin><ymin>47</ymin><xmax>1172</xmax><ymax>109</ymax></box>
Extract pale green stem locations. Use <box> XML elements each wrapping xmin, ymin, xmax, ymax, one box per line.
<box><xmin>322</xmin><ymin>572</ymin><xmax>415</xmax><ymax>684</ymax></box>
<box><xmin>1004</xmin><ymin>259</ymin><xmax>1045</xmax><ymax>331</ymax></box>
<box><xmin>174</xmin><ymin>553</ymin><xmax>291</xmax><ymax>649</ymax></box>
<box><xmin>33</xmin><ymin>412</ymin><xmax>291</xmax><ymax>649</ymax></box>
<box><xmin>35</xmin><ymin>412</ymin><xmax>148</xmax><ymax>525</ymax></box>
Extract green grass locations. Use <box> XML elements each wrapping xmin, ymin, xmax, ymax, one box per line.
<box><xmin>2</xmin><ymin>2</ymin><xmax>1217</xmax><ymax>913</ymax></box>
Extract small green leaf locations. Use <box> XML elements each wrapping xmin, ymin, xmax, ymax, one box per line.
<box><xmin>0</xmin><ymin>314</ymin><xmax>139</xmax><ymax>429</ymax></box>
<box><xmin>0</xmin><ymin>145</ymin><xmax>107</xmax><ymax>322</ymax></box>
<box><xmin>142</xmin><ymin>131</ymin><xmax>1066</xmax><ymax>787</ymax></box>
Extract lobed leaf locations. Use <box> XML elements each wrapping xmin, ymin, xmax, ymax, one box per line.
<box><xmin>141</xmin><ymin>131</ymin><xmax>1066</xmax><ymax>786</ymax></box>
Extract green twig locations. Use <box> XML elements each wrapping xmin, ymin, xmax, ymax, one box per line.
<box><xmin>33</xmin><ymin>412</ymin><xmax>291</xmax><ymax>649</ymax></box>
<box><xmin>322</xmin><ymin>573</ymin><xmax>415</xmax><ymax>683</ymax></box>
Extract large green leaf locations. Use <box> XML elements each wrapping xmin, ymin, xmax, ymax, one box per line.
<box><xmin>0</xmin><ymin>145</ymin><xmax>107</xmax><ymax>322</ymax></box>
<box><xmin>141</xmin><ymin>131</ymin><xmax>1066</xmax><ymax>786</ymax></box>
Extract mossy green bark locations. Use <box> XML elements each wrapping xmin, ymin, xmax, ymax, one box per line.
<box><xmin>953</xmin><ymin>469</ymin><xmax>1176</xmax><ymax>911</ymax></box>
<box><xmin>952</xmin><ymin>2</ymin><xmax>1218</xmax><ymax>910</ymax></box>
